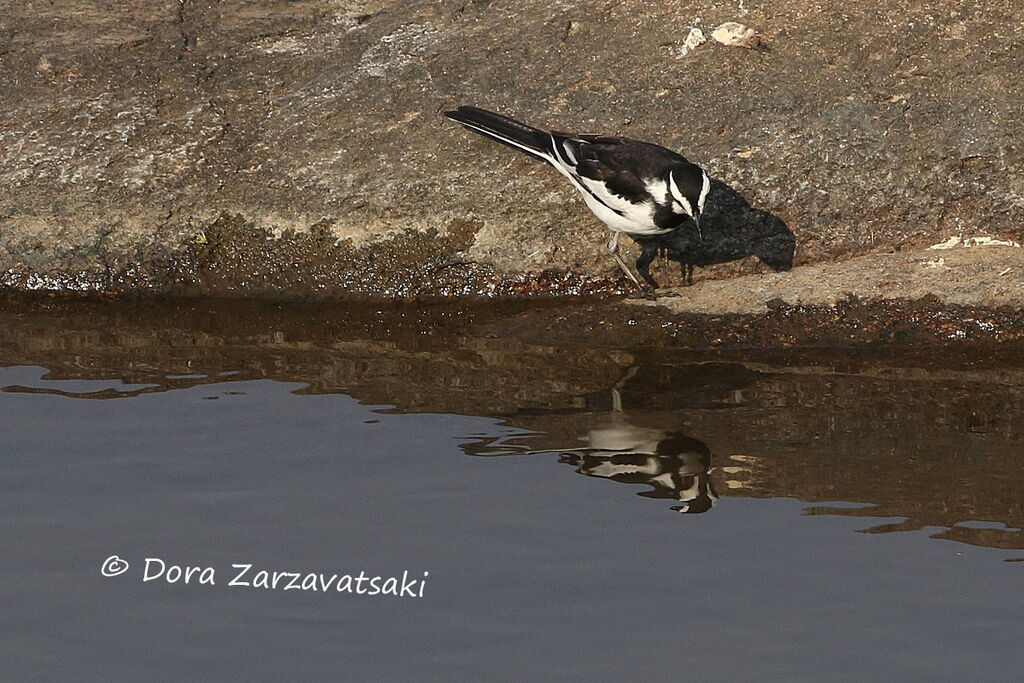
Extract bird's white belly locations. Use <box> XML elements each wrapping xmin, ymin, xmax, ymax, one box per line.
<box><xmin>577</xmin><ymin>192</ymin><xmax>652</xmax><ymax>233</ymax></box>
<box><xmin>547</xmin><ymin>160</ymin><xmax>670</xmax><ymax>236</ymax></box>
<box><xmin>585</xmin><ymin>425</ymin><xmax>666</xmax><ymax>453</ymax></box>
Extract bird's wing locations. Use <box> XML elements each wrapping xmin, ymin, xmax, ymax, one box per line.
<box><xmin>544</xmin><ymin>134</ymin><xmax>670</xmax><ymax>231</ymax></box>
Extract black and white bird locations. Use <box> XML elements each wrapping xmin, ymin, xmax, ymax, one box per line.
<box><xmin>444</xmin><ymin>105</ymin><xmax>711</xmax><ymax>290</ymax></box>
<box><xmin>559</xmin><ymin>434</ymin><xmax>718</xmax><ymax>514</ymax></box>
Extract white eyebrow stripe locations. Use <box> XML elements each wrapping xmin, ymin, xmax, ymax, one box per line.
<box><xmin>697</xmin><ymin>171</ymin><xmax>710</xmax><ymax>213</ymax></box>
<box><xmin>668</xmin><ymin>171</ymin><xmax>694</xmax><ymax>217</ymax></box>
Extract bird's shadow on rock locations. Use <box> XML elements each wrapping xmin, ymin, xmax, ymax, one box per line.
<box><xmin>672</xmin><ymin>178</ymin><xmax>795</xmax><ymax>273</ymax></box>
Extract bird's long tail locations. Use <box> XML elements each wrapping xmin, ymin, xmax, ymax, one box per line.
<box><xmin>444</xmin><ymin>106</ymin><xmax>554</xmax><ymax>163</ymax></box>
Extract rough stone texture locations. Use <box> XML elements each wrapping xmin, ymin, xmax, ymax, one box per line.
<box><xmin>643</xmin><ymin>244</ymin><xmax>1024</xmax><ymax>314</ymax></box>
<box><xmin>1</xmin><ymin>0</ymin><xmax>1023</xmax><ymax>298</ymax></box>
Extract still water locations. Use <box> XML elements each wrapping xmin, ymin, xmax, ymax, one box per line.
<box><xmin>2</xmin><ymin>297</ymin><xmax>1023</xmax><ymax>680</ymax></box>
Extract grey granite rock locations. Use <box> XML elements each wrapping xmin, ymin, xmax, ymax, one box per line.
<box><xmin>1</xmin><ymin>0</ymin><xmax>1022</xmax><ymax>301</ymax></box>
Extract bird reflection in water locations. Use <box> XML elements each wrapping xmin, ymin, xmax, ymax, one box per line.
<box><xmin>466</xmin><ymin>366</ymin><xmax>718</xmax><ymax>514</ymax></box>
<box><xmin>559</xmin><ymin>430</ymin><xmax>717</xmax><ymax>514</ymax></box>
<box><xmin>558</xmin><ymin>367</ymin><xmax>717</xmax><ymax>513</ymax></box>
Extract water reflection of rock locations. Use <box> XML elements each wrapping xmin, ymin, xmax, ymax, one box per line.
<box><xmin>3</xmin><ymin>296</ymin><xmax>1024</xmax><ymax>549</ymax></box>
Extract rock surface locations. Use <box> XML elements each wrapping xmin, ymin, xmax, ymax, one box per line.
<box><xmin>1</xmin><ymin>0</ymin><xmax>1022</xmax><ymax>302</ymax></box>
<box><xmin>643</xmin><ymin>244</ymin><xmax>1023</xmax><ymax>314</ymax></box>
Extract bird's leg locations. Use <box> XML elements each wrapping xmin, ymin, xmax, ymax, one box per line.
<box><xmin>680</xmin><ymin>262</ymin><xmax>694</xmax><ymax>286</ymax></box>
<box><xmin>606</xmin><ymin>232</ymin><xmax>619</xmax><ymax>253</ymax></box>
<box><xmin>607</xmin><ymin>231</ymin><xmax>646</xmax><ymax>291</ymax></box>
<box><xmin>611</xmin><ymin>365</ymin><xmax>639</xmax><ymax>414</ymax></box>
<box><xmin>611</xmin><ymin>251</ymin><xmax>646</xmax><ymax>291</ymax></box>
<box><xmin>635</xmin><ymin>244</ymin><xmax>660</xmax><ymax>289</ymax></box>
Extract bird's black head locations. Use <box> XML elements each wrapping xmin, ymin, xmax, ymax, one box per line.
<box><xmin>668</xmin><ymin>166</ymin><xmax>711</xmax><ymax>238</ymax></box>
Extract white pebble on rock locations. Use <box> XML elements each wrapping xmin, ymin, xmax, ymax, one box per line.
<box><xmin>711</xmin><ymin>22</ymin><xmax>762</xmax><ymax>48</ymax></box>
